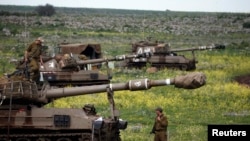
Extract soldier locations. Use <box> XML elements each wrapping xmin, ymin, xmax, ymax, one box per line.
<box><xmin>151</xmin><ymin>107</ymin><xmax>168</xmax><ymax>141</ymax></box>
<box><xmin>59</xmin><ymin>54</ymin><xmax>70</xmax><ymax>68</ymax></box>
<box><xmin>24</xmin><ymin>37</ymin><xmax>44</xmax><ymax>82</ymax></box>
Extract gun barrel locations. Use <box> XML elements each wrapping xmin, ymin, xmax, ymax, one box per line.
<box><xmin>44</xmin><ymin>79</ymin><xmax>174</xmax><ymax>99</ymax></box>
<box><xmin>171</xmin><ymin>44</ymin><xmax>225</xmax><ymax>52</ymax></box>
<box><xmin>37</xmin><ymin>72</ymin><xmax>206</xmax><ymax>103</ymax></box>
<box><xmin>0</xmin><ymin>72</ymin><xmax>206</xmax><ymax>105</ymax></box>
<box><xmin>76</xmin><ymin>54</ymin><xmax>139</xmax><ymax>65</ymax></box>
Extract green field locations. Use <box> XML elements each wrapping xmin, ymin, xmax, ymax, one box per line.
<box><xmin>0</xmin><ymin>5</ymin><xmax>250</xmax><ymax>141</ymax></box>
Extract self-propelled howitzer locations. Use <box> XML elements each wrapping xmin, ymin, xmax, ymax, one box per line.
<box><xmin>40</xmin><ymin>53</ymin><xmax>149</xmax><ymax>87</ymax></box>
<box><xmin>10</xmin><ymin>52</ymin><xmax>149</xmax><ymax>87</ymax></box>
<box><xmin>0</xmin><ymin>72</ymin><xmax>206</xmax><ymax>141</ymax></box>
<box><xmin>122</xmin><ymin>41</ymin><xmax>225</xmax><ymax>71</ymax></box>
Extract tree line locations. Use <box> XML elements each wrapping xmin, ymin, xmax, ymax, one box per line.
<box><xmin>0</xmin><ymin>3</ymin><xmax>56</xmax><ymax>17</ymax></box>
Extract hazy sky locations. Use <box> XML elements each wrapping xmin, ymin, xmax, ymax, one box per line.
<box><xmin>0</xmin><ymin>0</ymin><xmax>249</xmax><ymax>12</ymax></box>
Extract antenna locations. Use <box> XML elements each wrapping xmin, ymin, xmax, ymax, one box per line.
<box><xmin>24</xmin><ymin>12</ymin><xmax>27</xmax><ymax>47</ymax></box>
<box><xmin>142</xmin><ymin>11</ymin><xmax>145</xmax><ymax>40</ymax></box>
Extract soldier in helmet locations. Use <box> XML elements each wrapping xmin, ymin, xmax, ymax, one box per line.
<box><xmin>59</xmin><ymin>54</ymin><xmax>70</xmax><ymax>68</ymax></box>
<box><xmin>151</xmin><ymin>107</ymin><xmax>168</xmax><ymax>141</ymax></box>
<box><xmin>24</xmin><ymin>37</ymin><xmax>44</xmax><ymax>82</ymax></box>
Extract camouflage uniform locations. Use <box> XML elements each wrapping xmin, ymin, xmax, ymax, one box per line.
<box><xmin>25</xmin><ymin>40</ymin><xmax>43</xmax><ymax>81</ymax></box>
<box><xmin>151</xmin><ymin>108</ymin><xmax>168</xmax><ymax>141</ymax></box>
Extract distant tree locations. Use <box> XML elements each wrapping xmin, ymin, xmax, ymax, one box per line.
<box><xmin>243</xmin><ymin>22</ymin><xmax>250</xmax><ymax>29</ymax></box>
<box><xmin>35</xmin><ymin>4</ymin><xmax>55</xmax><ymax>16</ymax></box>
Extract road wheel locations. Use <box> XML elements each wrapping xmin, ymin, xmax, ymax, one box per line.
<box><xmin>180</xmin><ymin>64</ymin><xmax>188</xmax><ymax>71</ymax></box>
<box><xmin>16</xmin><ymin>138</ymin><xmax>31</xmax><ymax>141</ymax></box>
<box><xmin>36</xmin><ymin>137</ymin><xmax>51</xmax><ymax>141</ymax></box>
<box><xmin>56</xmin><ymin>138</ymin><xmax>71</xmax><ymax>141</ymax></box>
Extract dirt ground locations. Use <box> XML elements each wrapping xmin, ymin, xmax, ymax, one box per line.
<box><xmin>234</xmin><ymin>74</ymin><xmax>250</xmax><ymax>87</ymax></box>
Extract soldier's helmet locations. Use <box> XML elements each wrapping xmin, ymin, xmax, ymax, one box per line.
<box><xmin>155</xmin><ymin>107</ymin><xmax>163</xmax><ymax>113</ymax></box>
<box><xmin>36</xmin><ymin>37</ymin><xmax>44</xmax><ymax>43</ymax></box>
<box><xmin>78</xmin><ymin>54</ymin><xmax>88</xmax><ymax>60</ymax></box>
<box><xmin>63</xmin><ymin>54</ymin><xmax>70</xmax><ymax>59</ymax></box>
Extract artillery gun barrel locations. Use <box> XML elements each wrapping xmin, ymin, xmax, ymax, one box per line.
<box><xmin>170</xmin><ymin>44</ymin><xmax>225</xmax><ymax>52</ymax></box>
<box><xmin>44</xmin><ymin>79</ymin><xmax>173</xmax><ymax>98</ymax></box>
<box><xmin>37</xmin><ymin>72</ymin><xmax>206</xmax><ymax>103</ymax></box>
<box><xmin>0</xmin><ymin>72</ymin><xmax>206</xmax><ymax>105</ymax></box>
<box><xmin>76</xmin><ymin>54</ymin><xmax>144</xmax><ymax>65</ymax></box>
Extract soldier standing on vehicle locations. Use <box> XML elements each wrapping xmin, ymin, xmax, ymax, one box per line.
<box><xmin>24</xmin><ymin>37</ymin><xmax>44</xmax><ymax>82</ymax></box>
<box><xmin>151</xmin><ymin>107</ymin><xmax>168</xmax><ymax>141</ymax></box>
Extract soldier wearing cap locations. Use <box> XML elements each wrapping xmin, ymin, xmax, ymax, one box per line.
<box><xmin>24</xmin><ymin>37</ymin><xmax>44</xmax><ymax>82</ymax></box>
<box><xmin>151</xmin><ymin>107</ymin><xmax>168</xmax><ymax>141</ymax></box>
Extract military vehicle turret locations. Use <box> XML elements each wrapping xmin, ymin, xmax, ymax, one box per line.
<box><xmin>120</xmin><ymin>40</ymin><xmax>225</xmax><ymax>71</ymax></box>
<box><xmin>0</xmin><ymin>72</ymin><xmax>206</xmax><ymax>141</ymax></box>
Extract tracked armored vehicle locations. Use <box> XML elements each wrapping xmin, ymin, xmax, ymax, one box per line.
<box><xmin>11</xmin><ymin>43</ymin><xmax>147</xmax><ymax>87</ymax></box>
<box><xmin>40</xmin><ymin>43</ymin><xmax>106</xmax><ymax>87</ymax></box>
<box><xmin>0</xmin><ymin>71</ymin><xmax>206</xmax><ymax>141</ymax></box>
<box><xmin>121</xmin><ymin>40</ymin><xmax>225</xmax><ymax>71</ymax></box>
